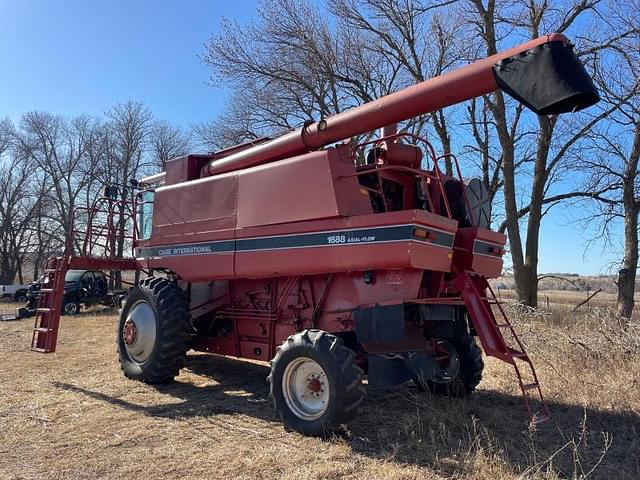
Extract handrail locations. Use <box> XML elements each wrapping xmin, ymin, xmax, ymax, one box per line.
<box><xmin>68</xmin><ymin>195</ymin><xmax>138</xmax><ymax>259</ymax></box>
<box><xmin>435</xmin><ymin>152</ymin><xmax>476</xmax><ymax>226</ymax></box>
<box><xmin>351</xmin><ymin>133</ymin><xmax>453</xmax><ymax>218</ymax></box>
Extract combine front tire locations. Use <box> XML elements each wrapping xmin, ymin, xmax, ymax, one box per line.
<box><xmin>269</xmin><ymin>330</ymin><xmax>365</xmax><ymax>436</ymax></box>
<box><xmin>117</xmin><ymin>277</ymin><xmax>191</xmax><ymax>384</ymax></box>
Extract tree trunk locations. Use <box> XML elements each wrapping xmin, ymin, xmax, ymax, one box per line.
<box><xmin>472</xmin><ymin>0</ymin><xmax>533</xmax><ymax>306</ymax></box>
<box><xmin>493</xmin><ymin>92</ymin><xmax>528</xmax><ymax>303</ymax></box>
<box><xmin>515</xmin><ymin>116</ymin><xmax>554</xmax><ymax>307</ymax></box>
<box><xmin>616</xmin><ymin>268</ymin><xmax>635</xmax><ymax>322</ymax></box>
<box><xmin>617</xmin><ymin>205</ymin><xmax>638</xmax><ymax>324</ymax></box>
<box><xmin>617</xmin><ymin>123</ymin><xmax>640</xmax><ymax>325</ymax></box>
<box><xmin>33</xmin><ymin>255</ymin><xmax>40</xmax><ymax>280</ymax></box>
<box><xmin>0</xmin><ymin>252</ymin><xmax>16</xmax><ymax>284</ymax></box>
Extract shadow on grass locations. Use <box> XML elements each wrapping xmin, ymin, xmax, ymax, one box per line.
<box><xmin>54</xmin><ymin>353</ymin><xmax>640</xmax><ymax>479</ymax></box>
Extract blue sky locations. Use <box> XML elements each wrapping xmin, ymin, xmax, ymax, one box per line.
<box><xmin>0</xmin><ymin>1</ymin><xmax>621</xmax><ymax>275</ymax></box>
<box><xmin>0</xmin><ymin>0</ymin><xmax>258</xmax><ymax>124</ymax></box>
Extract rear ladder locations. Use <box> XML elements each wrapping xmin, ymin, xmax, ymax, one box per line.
<box><xmin>30</xmin><ymin>257</ymin><xmax>68</xmax><ymax>353</ymax></box>
<box><xmin>455</xmin><ymin>269</ymin><xmax>549</xmax><ymax>426</ymax></box>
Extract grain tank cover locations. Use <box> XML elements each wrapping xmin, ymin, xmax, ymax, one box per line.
<box><xmin>492</xmin><ymin>41</ymin><xmax>599</xmax><ymax>115</ymax></box>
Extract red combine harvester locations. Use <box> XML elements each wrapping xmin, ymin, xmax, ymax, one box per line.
<box><xmin>31</xmin><ymin>34</ymin><xmax>598</xmax><ymax>436</ymax></box>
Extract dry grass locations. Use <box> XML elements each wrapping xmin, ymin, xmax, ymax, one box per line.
<box><xmin>494</xmin><ymin>275</ymin><xmax>640</xmax><ymax>296</ymax></box>
<box><xmin>1</xmin><ymin>307</ymin><xmax>639</xmax><ymax>479</ymax></box>
<box><xmin>494</xmin><ymin>289</ymin><xmax>640</xmax><ymax>317</ymax></box>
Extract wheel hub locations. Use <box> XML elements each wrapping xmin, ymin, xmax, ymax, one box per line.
<box><xmin>431</xmin><ymin>340</ymin><xmax>460</xmax><ymax>383</ymax></box>
<box><xmin>122</xmin><ymin>300</ymin><xmax>157</xmax><ymax>363</ymax></box>
<box><xmin>122</xmin><ymin>320</ymin><xmax>137</xmax><ymax>346</ymax></box>
<box><xmin>282</xmin><ymin>357</ymin><xmax>330</xmax><ymax>421</ymax></box>
<box><xmin>306</xmin><ymin>375</ymin><xmax>324</xmax><ymax>395</ymax></box>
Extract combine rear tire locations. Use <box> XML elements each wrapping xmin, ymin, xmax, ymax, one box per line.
<box><xmin>269</xmin><ymin>330</ymin><xmax>365</xmax><ymax>436</ymax></box>
<box><xmin>428</xmin><ymin>335</ymin><xmax>483</xmax><ymax>396</ymax></box>
<box><xmin>117</xmin><ymin>277</ymin><xmax>191</xmax><ymax>384</ymax></box>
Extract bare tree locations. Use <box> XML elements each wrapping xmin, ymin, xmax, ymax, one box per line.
<box><xmin>465</xmin><ymin>0</ymin><xmax>630</xmax><ymax>307</ymax></box>
<box><xmin>29</xmin><ymin>172</ymin><xmax>61</xmax><ymax>279</ymax></box>
<box><xmin>0</xmin><ymin>104</ymin><xmax>186</xmax><ymax>282</ymax></box>
<box><xmin>200</xmin><ymin>0</ymin><xmax>463</xmax><ymax>168</ymax></box>
<box><xmin>0</xmin><ymin>133</ymin><xmax>46</xmax><ymax>284</ymax></box>
<box><xmin>8</xmin><ymin>112</ymin><xmax>101</xmax><ymax>256</ymax></box>
<box><xmin>0</xmin><ymin>119</ymin><xmax>11</xmax><ymax>155</ymax></box>
<box><xmin>327</xmin><ymin>0</ymin><xmax>467</xmax><ymax>173</ymax></box>
<box><xmin>99</xmin><ymin>101</ymin><xmax>153</xmax><ymax>286</ymax></box>
<box><xmin>192</xmin><ymin>82</ymin><xmax>300</xmax><ymax>150</ymax></box>
<box><xmin>579</xmin><ymin>4</ymin><xmax>640</xmax><ymax>323</ymax></box>
<box><xmin>149</xmin><ymin>120</ymin><xmax>192</xmax><ymax>170</ymax></box>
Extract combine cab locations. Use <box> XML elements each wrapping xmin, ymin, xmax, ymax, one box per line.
<box><xmin>31</xmin><ymin>33</ymin><xmax>598</xmax><ymax>436</ymax></box>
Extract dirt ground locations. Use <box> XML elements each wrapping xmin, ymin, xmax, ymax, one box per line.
<box><xmin>0</xmin><ymin>306</ymin><xmax>638</xmax><ymax>479</ymax></box>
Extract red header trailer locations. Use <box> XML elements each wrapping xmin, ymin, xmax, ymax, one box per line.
<box><xmin>31</xmin><ymin>34</ymin><xmax>598</xmax><ymax>436</ymax></box>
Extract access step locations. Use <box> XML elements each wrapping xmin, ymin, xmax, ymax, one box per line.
<box><xmin>33</xmin><ymin>327</ymin><xmax>53</xmax><ymax>333</ymax></box>
<box><xmin>455</xmin><ymin>268</ymin><xmax>549</xmax><ymax>426</ymax></box>
<box><xmin>30</xmin><ymin>256</ymin><xmax>68</xmax><ymax>354</ymax></box>
<box><xmin>521</xmin><ymin>382</ymin><xmax>540</xmax><ymax>392</ymax></box>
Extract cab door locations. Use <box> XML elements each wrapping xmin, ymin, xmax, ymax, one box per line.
<box><xmin>80</xmin><ymin>271</ymin><xmax>96</xmax><ymax>302</ymax></box>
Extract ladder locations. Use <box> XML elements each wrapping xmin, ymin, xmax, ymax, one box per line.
<box><xmin>30</xmin><ymin>256</ymin><xmax>69</xmax><ymax>353</ymax></box>
<box><xmin>455</xmin><ymin>269</ymin><xmax>549</xmax><ymax>426</ymax></box>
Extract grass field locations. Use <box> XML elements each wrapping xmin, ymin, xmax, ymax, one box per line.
<box><xmin>0</xmin><ymin>301</ymin><xmax>638</xmax><ymax>479</ymax></box>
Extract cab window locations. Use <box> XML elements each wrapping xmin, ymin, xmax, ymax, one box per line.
<box><xmin>138</xmin><ymin>191</ymin><xmax>155</xmax><ymax>241</ymax></box>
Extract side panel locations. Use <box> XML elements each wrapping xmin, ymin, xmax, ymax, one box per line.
<box><xmin>147</xmin><ymin>173</ymin><xmax>238</xmax><ymax>279</ymax></box>
<box><xmin>234</xmin><ymin>210</ymin><xmax>457</xmax><ymax>278</ymax></box>
<box><xmin>233</xmin><ymin>240</ymin><xmax>453</xmax><ymax>278</ymax></box>
<box><xmin>153</xmin><ymin>174</ymin><xmax>238</xmax><ymax>239</ymax></box>
<box><xmin>330</xmin><ymin>144</ymin><xmax>375</xmax><ymax>217</ymax></box>
<box><xmin>453</xmin><ymin>227</ymin><xmax>506</xmax><ymax>278</ymax></box>
<box><xmin>236</xmin><ymin>147</ymin><xmax>371</xmax><ymax>228</ymax></box>
<box><xmin>139</xmin><ymin>210</ymin><xmax>456</xmax><ymax>281</ymax></box>
<box><xmin>319</xmin><ymin>269</ymin><xmax>423</xmax><ymax>313</ymax></box>
<box><xmin>472</xmin><ymin>228</ymin><xmax>506</xmax><ymax>278</ymax></box>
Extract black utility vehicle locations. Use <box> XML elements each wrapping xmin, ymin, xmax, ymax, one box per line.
<box><xmin>12</xmin><ymin>287</ymin><xmax>29</xmax><ymax>303</ymax></box>
<box><xmin>26</xmin><ymin>270</ymin><xmax>111</xmax><ymax>315</ymax></box>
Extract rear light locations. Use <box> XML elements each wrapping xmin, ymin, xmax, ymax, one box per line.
<box><xmin>413</xmin><ymin>227</ymin><xmax>431</xmax><ymax>240</ymax></box>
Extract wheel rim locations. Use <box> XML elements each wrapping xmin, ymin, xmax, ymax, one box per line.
<box><xmin>282</xmin><ymin>357</ymin><xmax>330</xmax><ymax>421</ymax></box>
<box><xmin>432</xmin><ymin>340</ymin><xmax>460</xmax><ymax>384</ymax></box>
<box><xmin>64</xmin><ymin>303</ymin><xmax>79</xmax><ymax>315</ymax></box>
<box><xmin>122</xmin><ymin>300</ymin><xmax>157</xmax><ymax>363</ymax></box>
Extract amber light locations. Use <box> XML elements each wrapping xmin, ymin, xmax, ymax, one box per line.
<box><xmin>413</xmin><ymin>228</ymin><xmax>431</xmax><ymax>239</ymax></box>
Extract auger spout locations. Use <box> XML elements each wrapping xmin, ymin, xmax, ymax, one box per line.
<box><xmin>202</xmin><ymin>33</ymin><xmax>598</xmax><ymax>177</ymax></box>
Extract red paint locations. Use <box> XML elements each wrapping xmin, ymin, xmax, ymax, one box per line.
<box><xmin>123</xmin><ymin>320</ymin><xmax>137</xmax><ymax>346</ymax></box>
